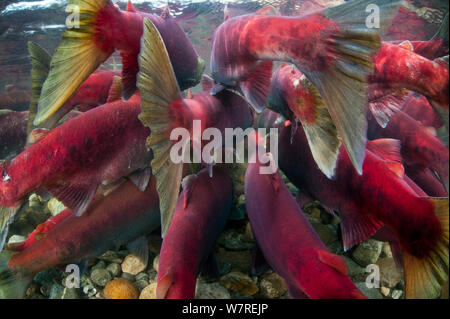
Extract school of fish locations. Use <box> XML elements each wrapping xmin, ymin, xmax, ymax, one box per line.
<box><xmin>0</xmin><ymin>0</ymin><xmax>448</xmax><ymax>300</ymax></box>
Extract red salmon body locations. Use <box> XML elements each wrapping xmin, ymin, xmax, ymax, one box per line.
<box><xmin>6</xmin><ymin>179</ymin><xmax>160</xmax><ymax>281</ymax></box>
<box><xmin>0</xmin><ymin>94</ymin><xmax>152</xmax><ymax>217</ymax></box>
<box><xmin>245</xmin><ymin>154</ymin><xmax>365</xmax><ymax>299</ymax></box>
<box><xmin>401</xmin><ymin>95</ymin><xmax>444</xmax><ymax>129</ymax></box>
<box><xmin>156</xmin><ymin>167</ymin><xmax>233</xmax><ymax>299</ymax></box>
<box><xmin>369</xmin><ymin>42</ymin><xmax>449</xmax><ymax>109</ymax></box>
<box><xmin>278</xmin><ymin>123</ymin><xmax>448</xmax><ymax>298</ymax></box>
<box><xmin>367</xmin><ymin>109</ymin><xmax>449</xmax><ymax>186</ymax></box>
<box><xmin>0</xmin><ymin>110</ymin><xmax>28</xmax><ymax>160</ymax></box>
<box><xmin>36</xmin><ymin>0</ymin><xmax>204</xmax><ymax>127</ymax></box>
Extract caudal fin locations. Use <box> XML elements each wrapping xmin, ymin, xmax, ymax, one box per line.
<box><xmin>403</xmin><ymin>198</ymin><xmax>449</xmax><ymax>299</ymax></box>
<box><xmin>302</xmin><ymin>0</ymin><xmax>401</xmax><ymax>175</ymax></box>
<box><xmin>34</xmin><ymin>0</ymin><xmax>113</xmax><ymax>125</ymax></box>
<box><xmin>137</xmin><ymin>18</ymin><xmax>183</xmax><ymax>237</ymax></box>
<box><xmin>0</xmin><ymin>251</ymin><xmax>30</xmax><ymax>299</ymax></box>
<box><xmin>27</xmin><ymin>41</ymin><xmax>51</xmax><ymax>134</ymax></box>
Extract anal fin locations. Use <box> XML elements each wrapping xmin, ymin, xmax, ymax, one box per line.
<box><xmin>339</xmin><ymin>206</ymin><xmax>384</xmax><ymax>251</ymax></box>
<box><xmin>45</xmin><ymin>175</ymin><xmax>99</xmax><ymax>217</ymax></box>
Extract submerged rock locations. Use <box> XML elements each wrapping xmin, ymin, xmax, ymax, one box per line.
<box><xmin>376</xmin><ymin>257</ymin><xmax>402</xmax><ymax>288</ymax></box>
<box><xmin>47</xmin><ymin>197</ymin><xmax>66</xmax><ymax>216</ymax></box>
<box><xmin>106</xmin><ymin>263</ymin><xmax>122</xmax><ymax>277</ymax></box>
<box><xmin>122</xmin><ymin>254</ymin><xmax>147</xmax><ymax>275</ymax></box>
<box><xmin>355</xmin><ymin>282</ymin><xmax>383</xmax><ymax>299</ymax></box>
<box><xmin>220</xmin><ymin>272</ymin><xmax>259</xmax><ymax>297</ymax></box>
<box><xmin>258</xmin><ymin>272</ymin><xmax>287</xmax><ymax>299</ymax></box>
<box><xmin>104</xmin><ymin>278</ymin><xmax>139</xmax><ymax>299</ymax></box>
<box><xmin>90</xmin><ymin>269</ymin><xmax>112</xmax><ymax>287</ymax></box>
<box><xmin>196</xmin><ymin>281</ymin><xmax>231</xmax><ymax>299</ymax></box>
<box><xmin>352</xmin><ymin>239</ymin><xmax>383</xmax><ymax>267</ymax></box>
<box><xmin>139</xmin><ymin>282</ymin><xmax>158</xmax><ymax>299</ymax></box>
<box><xmin>97</xmin><ymin>251</ymin><xmax>123</xmax><ymax>264</ymax></box>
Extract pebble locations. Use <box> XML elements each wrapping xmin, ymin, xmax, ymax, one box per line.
<box><xmin>104</xmin><ymin>278</ymin><xmax>139</xmax><ymax>299</ymax></box>
<box><xmin>215</xmin><ymin>248</ymin><xmax>252</xmax><ymax>274</ymax></box>
<box><xmin>352</xmin><ymin>239</ymin><xmax>383</xmax><ymax>267</ymax></box>
<box><xmin>355</xmin><ymin>282</ymin><xmax>383</xmax><ymax>299</ymax></box>
<box><xmin>91</xmin><ymin>260</ymin><xmax>106</xmax><ymax>271</ymax></box>
<box><xmin>121</xmin><ymin>254</ymin><xmax>147</xmax><ymax>275</ymax></box>
<box><xmin>217</xmin><ymin>229</ymin><xmax>254</xmax><ymax>251</ymax></box>
<box><xmin>196</xmin><ymin>282</ymin><xmax>231</xmax><ymax>299</ymax></box>
<box><xmin>34</xmin><ymin>268</ymin><xmax>62</xmax><ymax>287</ymax></box>
<box><xmin>48</xmin><ymin>284</ymin><xmax>65</xmax><ymax>299</ymax></box>
<box><xmin>82</xmin><ymin>284</ymin><xmax>97</xmax><ymax>297</ymax></box>
<box><xmin>326</xmin><ymin>241</ymin><xmax>344</xmax><ymax>255</ymax></box>
<box><xmin>258</xmin><ymin>273</ymin><xmax>287</xmax><ymax>299</ymax></box>
<box><xmin>136</xmin><ymin>272</ymin><xmax>149</xmax><ymax>282</ymax></box>
<box><xmin>380</xmin><ymin>287</ymin><xmax>390</xmax><ymax>297</ymax></box>
<box><xmin>343</xmin><ymin>257</ymin><xmax>367</xmax><ymax>282</ymax></box>
<box><xmin>382</xmin><ymin>242</ymin><xmax>393</xmax><ymax>258</ymax></box>
<box><xmin>121</xmin><ymin>272</ymin><xmax>136</xmax><ymax>282</ymax></box>
<box><xmin>139</xmin><ymin>282</ymin><xmax>158</xmax><ymax>299</ymax></box>
<box><xmin>309</xmin><ymin>220</ymin><xmax>337</xmax><ymax>245</ymax></box>
<box><xmin>220</xmin><ymin>272</ymin><xmax>259</xmax><ymax>297</ymax></box>
<box><xmin>47</xmin><ymin>197</ymin><xmax>66</xmax><ymax>216</ymax></box>
<box><xmin>97</xmin><ymin>251</ymin><xmax>123</xmax><ymax>264</ymax></box>
<box><xmin>135</xmin><ymin>279</ymin><xmax>150</xmax><ymax>292</ymax></box>
<box><xmin>391</xmin><ymin>289</ymin><xmax>403</xmax><ymax>299</ymax></box>
<box><xmin>376</xmin><ymin>257</ymin><xmax>402</xmax><ymax>288</ymax></box>
<box><xmin>28</xmin><ymin>193</ymin><xmax>43</xmax><ymax>207</ymax></box>
<box><xmin>152</xmin><ymin>255</ymin><xmax>160</xmax><ymax>272</ymax></box>
<box><xmin>60</xmin><ymin>287</ymin><xmax>80</xmax><ymax>299</ymax></box>
<box><xmin>106</xmin><ymin>263</ymin><xmax>122</xmax><ymax>277</ymax></box>
<box><xmin>7</xmin><ymin>234</ymin><xmax>25</xmax><ymax>244</ymax></box>
<box><xmin>90</xmin><ymin>269</ymin><xmax>112</xmax><ymax>287</ymax></box>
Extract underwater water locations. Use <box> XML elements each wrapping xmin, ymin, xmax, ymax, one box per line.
<box><xmin>0</xmin><ymin>0</ymin><xmax>449</xmax><ymax>301</ymax></box>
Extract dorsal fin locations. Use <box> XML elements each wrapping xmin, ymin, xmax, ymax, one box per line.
<box><xmin>398</xmin><ymin>40</ymin><xmax>414</xmax><ymax>51</ymax></box>
<box><xmin>367</xmin><ymin>139</ymin><xmax>405</xmax><ymax>178</ymax></box>
<box><xmin>317</xmin><ymin>250</ymin><xmax>348</xmax><ymax>276</ymax></box>
<box><xmin>126</xmin><ymin>0</ymin><xmax>135</xmax><ymax>12</ymax></box>
<box><xmin>256</xmin><ymin>5</ymin><xmax>280</xmax><ymax>16</ymax></box>
<box><xmin>106</xmin><ymin>75</ymin><xmax>122</xmax><ymax>103</ymax></box>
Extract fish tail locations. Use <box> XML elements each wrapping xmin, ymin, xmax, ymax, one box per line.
<box><xmin>432</xmin><ymin>12</ymin><xmax>449</xmax><ymax>48</ymax></box>
<box><xmin>0</xmin><ymin>251</ymin><xmax>30</xmax><ymax>299</ymax></box>
<box><xmin>137</xmin><ymin>19</ymin><xmax>183</xmax><ymax>237</ymax></box>
<box><xmin>403</xmin><ymin>198</ymin><xmax>449</xmax><ymax>299</ymax></box>
<box><xmin>27</xmin><ymin>41</ymin><xmax>51</xmax><ymax>134</ymax></box>
<box><xmin>302</xmin><ymin>0</ymin><xmax>401</xmax><ymax>175</ymax></box>
<box><xmin>34</xmin><ymin>0</ymin><xmax>114</xmax><ymax>125</ymax></box>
